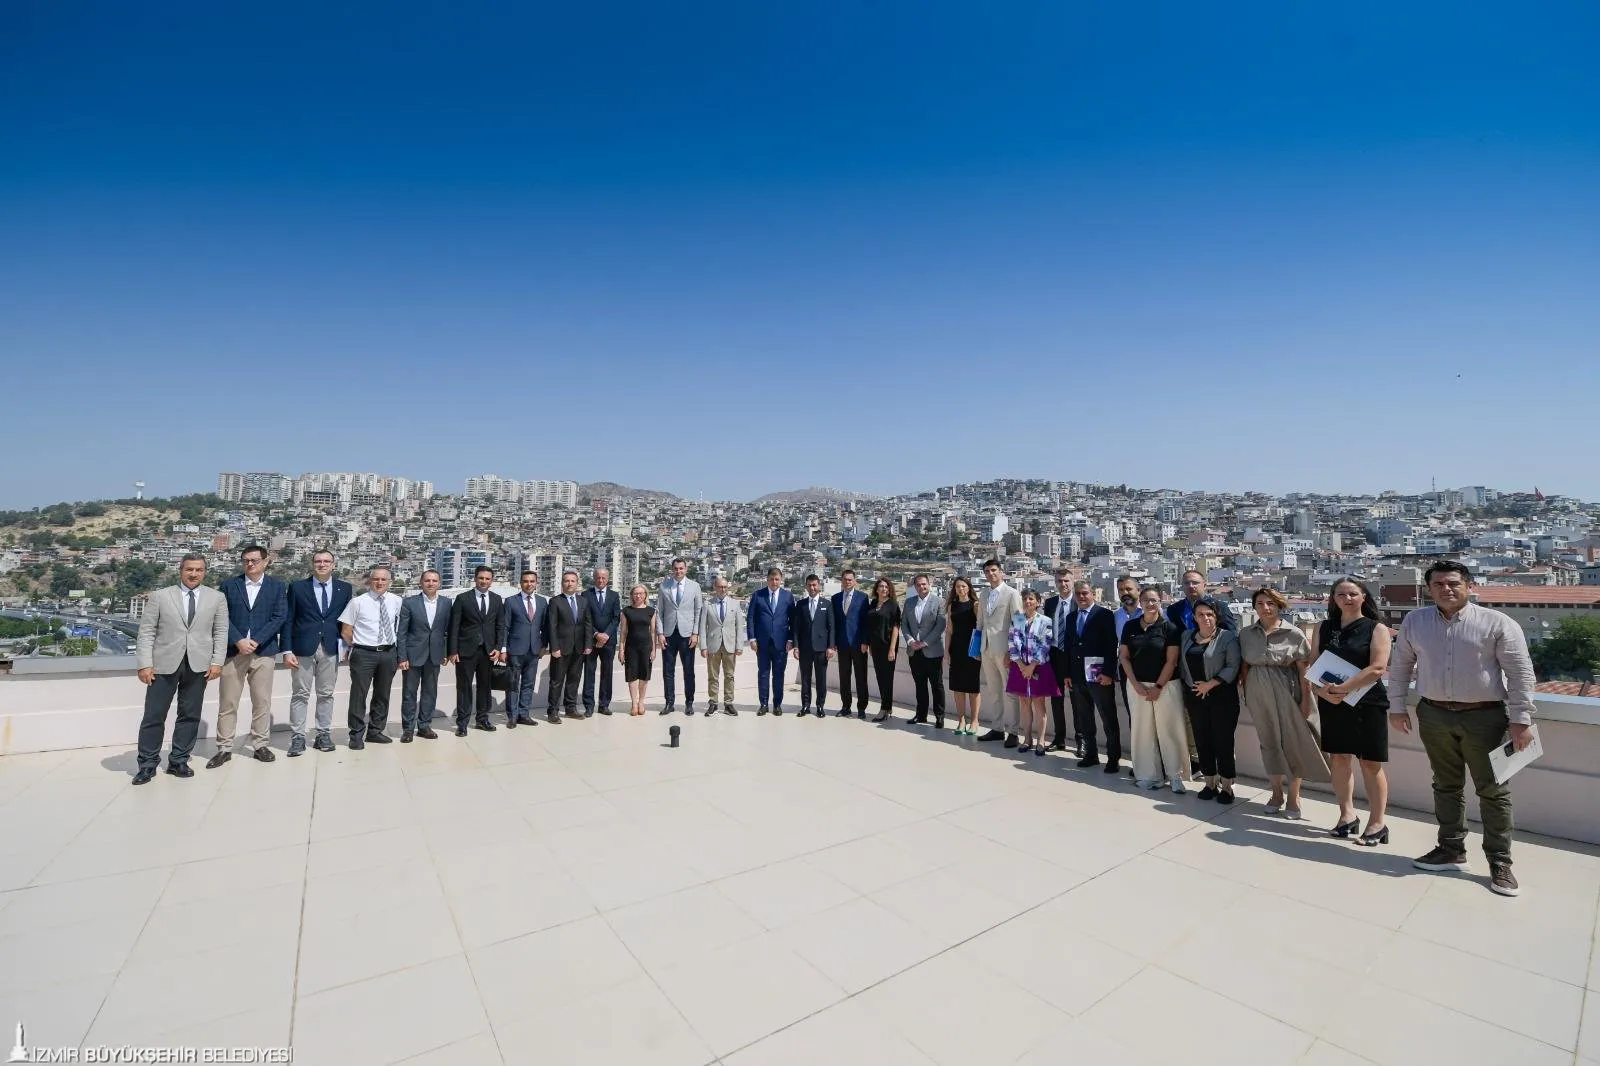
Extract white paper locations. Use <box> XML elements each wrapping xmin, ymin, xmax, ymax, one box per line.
<box><xmin>1489</xmin><ymin>725</ymin><xmax>1543</xmax><ymax>785</ymax></box>
<box><xmin>1084</xmin><ymin>656</ymin><xmax>1105</xmax><ymax>683</ymax></box>
<box><xmin>1306</xmin><ymin>650</ymin><xmax>1374</xmax><ymax>706</ymax></box>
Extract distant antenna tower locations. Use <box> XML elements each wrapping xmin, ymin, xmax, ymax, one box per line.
<box><xmin>134</xmin><ymin>480</ymin><xmax>146</xmax><ymax>500</ymax></box>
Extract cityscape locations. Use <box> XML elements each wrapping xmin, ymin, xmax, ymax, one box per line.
<box><xmin>3</xmin><ymin>472</ymin><xmax>1597</xmax><ymax>684</ymax></box>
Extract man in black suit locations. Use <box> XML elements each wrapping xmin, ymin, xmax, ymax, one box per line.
<box><xmin>1041</xmin><ymin>570</ymin><xmax>1077</xmax><ymax>754</ymax></box>
<box><xmin>581</xmin><ymin>567</ymin><xmax>621</xmax><ymax>717</ymax></box>
<box><xmin>448</xmin><ymin>565</ymin><xmax>505</xmax><ymax>736</ymax></box>
<box><xmin>546</xmin><ymin>569</ymin><xmax>595</xmax><ymax>720</ymax></box>
<box><xmin>791</xmin><ymin>574</ymin><xmax>836</xmax><ymax>716</ymax></box>
<box><xmin>398</xmin><ymin>568</ymin><xmax>452</xmax><ymax>741</ymax></box>
<box><xmin>1064</xmin><ymin>580</ymin><xmax>1122</xmax><ymax>772</ymax></box>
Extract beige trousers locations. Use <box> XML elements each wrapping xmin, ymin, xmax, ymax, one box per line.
<box><xmin>979</xmin><ymin>649</ymin><xmax>1018</xmax><ymax>733</ymax></box>
<box><xmin>1129</xmin><ymin>682</ymin><xmax>1188</xmax><ymax>787</ymax></box>
<box><xmin>705</xmin><ymin>649</ymin><xmax>738</xmax><ymax>704</ymax></box>
<box><xmin>217</xmin><ymin>652</ymin><xmax>275</xmax><ymax>752</ymax></box>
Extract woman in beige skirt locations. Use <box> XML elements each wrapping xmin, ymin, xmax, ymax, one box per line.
<box><xmin>1238</xmin><ymin>588</ymin><xmax>1329</xmax><ymax>819</ymax></box>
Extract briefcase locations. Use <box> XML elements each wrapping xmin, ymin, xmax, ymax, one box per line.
<box><xmin>490</xmin><ymin>662</ymin><xmax>510</xmax><ymax>691</ymax></box>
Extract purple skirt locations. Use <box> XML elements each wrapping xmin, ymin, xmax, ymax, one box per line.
<box><xmin>1006</xmin><ymin>662</ymin><xmax>1060</xmax><ymax>698</ymax></box>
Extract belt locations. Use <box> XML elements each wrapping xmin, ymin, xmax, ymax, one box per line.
<box><xmin>1420</xmin><ymin>698</ymin><xmax>1503</xmax><ymax>712</ymax></box>
<box><xmin>352</xmin><ymin>643</ymin><xmax>396</xmax><ymax>652</ymax></box>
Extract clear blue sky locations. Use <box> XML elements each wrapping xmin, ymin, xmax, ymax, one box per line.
<box><xmin>3</xmin><ymin>1</ymin><xmax>1597</xmax><ymax>507</ymax></box>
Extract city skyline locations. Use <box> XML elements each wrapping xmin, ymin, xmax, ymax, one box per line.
<box><xmin>4</xmin><ymin>3</ymin><xmax>1598</xmax><ymax>506</ymax></box>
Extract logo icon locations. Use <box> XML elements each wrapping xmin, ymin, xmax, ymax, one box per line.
<box><xmin>6</xmin><ymin>1022</ymin><xmax>28</xmax><ymax>1063</ymax></box>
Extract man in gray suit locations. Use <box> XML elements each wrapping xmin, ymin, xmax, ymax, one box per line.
<box><xmin>792</xmin><ymin>573</ymin><xmax>836</xmax><ymax>716</ymax></box>
<box><xmin>901</xmin><ymin>573</ymin><xmax>947</xmax><ymax>728</ymax></box>
<box><xmin>398</xmin><ymin>568</ymin><xmax>452</xmax><ymax>742</ymax></box>
<box><xmin>655</xmin><ymin>557</ymin><xmax>703</xmax><ymax>715</ymax></box>
<box><xmin>697</xmin><ymin>576</ymin><xmax>744</xmax><ymax>715</ymax></box>
<box><xmin>132</xmin><ymin>554</ymin><xmax>229</xmax><ymax>784</ymax></box>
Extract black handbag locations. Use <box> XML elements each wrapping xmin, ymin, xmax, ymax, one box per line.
<box><xmin>490</xmin><ymin>662</ymin><xmax>511</xmax><ymax>691</ymax></box>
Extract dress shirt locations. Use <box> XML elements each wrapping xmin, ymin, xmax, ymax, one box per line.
<box><xmin>477</xmin><ymin>591</ymin><xmax>490</xmax><ymax>616</ymax></box>
<box><xmin>423</xmin><ymin>595</ymin><xmax>439</xmax><ymax>626</ymax></box>
<box><xmin>519</xmin><ymin>592</ymin><xmax>537</xmax><ymax>618</ymax></box>
<box><xmin>1388</xmin><ymin>602</ymin><xmax>1537</xmax><ymax>725</ymax></box>
<box><xmin>338</xmin><ymin>592</ymin><xmax>404</xmax><ymax>647</ymax></box>
<box><xmin>1114</xmin><ymin>605</ymin><xmax>1139</xmax><ymax>642</ymax></box>
<box><xmin>316</xmin><ymin>580</ymin><xmax>332</xmax><ymax>613</ymax></box>
<box><xmin>914</xmin><ymin>596</ymin><xmax>927</xmax><ymax>625</ymax></box>
<box><xmin>244</xmin><ymin>577</ymin><xmax>262</xmax><ymax>608</ymax></box>
<box><xmin>986</xmin><ymin>585</ymin><xmax>1005</xmax><ymax>614</ymax></box>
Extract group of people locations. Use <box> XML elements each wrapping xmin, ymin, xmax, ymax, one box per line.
<box><xmin>133</xmin><ymin>550</ymin><xmax>1538</xmax><ymax>896</ymax></box>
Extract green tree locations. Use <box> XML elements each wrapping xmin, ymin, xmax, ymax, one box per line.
<box><xmin>59</xmin><ymin>637</ymin><xmax>99</xmax><ymax>656</ymax></box>
<box><xmin>49</xmin><ymin>564</ymin><xmax>84</xmax><ymax>598</ymax></box>
<box><xmin>75</xmin><ymin>501</ymin><xmax>107</xmax><ymax>518</ymax></box>
<box><xmin>1531</xmin><ymin>617</ymin><xmax>1600</xmax><ymax>681</ymax></box>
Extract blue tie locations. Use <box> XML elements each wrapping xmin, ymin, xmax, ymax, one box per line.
<box><xmin>719</xmin><ymin>600</ymin><xmax>725</xmax><ymax>623</ymax></box>
<box><xmin>1077</xmin><ymin>611</ymin><xmax>1088</xmax><ymax>638</ymax></box>
<box><xmin>319</xmin><ymin>583</ymin><xmax>328</xmax><ymax>613</ymax></box>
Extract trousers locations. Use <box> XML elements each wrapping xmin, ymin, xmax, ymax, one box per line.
<box><xmin>582</xmin><ymin>641</ymin><xmax>616</xmax><ymax>711</ymax></box>
<box><xmin>401</xmin><ymin>661</ymin><xmax>440</xmax><ymax>732</ymax></box>
<box><xmin>289</xmin><ymin>645</ymin><xmax>337</xmax><ymax>737</ymax></box>
<box><xmin>1071</xmin><ymin>673</ymin><xmax>1121</xmax><ymax>762</ymax></box>
<box><xmin>756</xmin><ymin>641</ymin><xmax>787</xmax><ymax>707</ymax></box>
<box><xmin>663</xmin><ymin>632</ymin><xmax>696</xmax><ymax>705</ymax></box>
<box><xmin>217</xmin><ymin>651</ymin><xmax>275</xmax><ymax>752</ymax></box>
<box><xmin>1417</xmin><ymin>700</ymin><xmax>1515</xmax><ymax>861</ymax></box>
<box><xmin>137</xmin><ymin>657</ymin><xmax>208</xmax><ymax>770</ymax></box>
<box><xmin>348</xmin><ymin>646</ymin><xmax>398</xmax><ymax>735</ymax></box>
<box><xmin>836</xmin><ymin>644</ymin><xmax>869</xmax><ymax>711</ymax></box>
<box><xmin>910</xmin><ymin>652</ymin><xmax>945</xmax><ymax>720</ymax></box>
<box><xmin>705</xmin><ymin>649</ymin><xmax>738</xmax><ymax>704</ymax></box>
<box><xmin>799</xmin><ymin>650</ymin><xmax>829</xmax><ymax>709</ymax></box>
<box><xmin>979</xmin><ymin>649</ymin><xmax>1018</xmax><ymax>733</ymax></box>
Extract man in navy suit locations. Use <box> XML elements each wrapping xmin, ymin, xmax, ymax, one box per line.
<box><xmin>1064</xmin><ymin>580</ymin><xmax>1123</xmax><ymax>772</ymax></box>
<box><xmin>581</xmin><ymin>567</ymin><xmax>621</xmax><ymax>716</ymax></box>
<box><xmin>209</xmin><ymin>543</ymin><xmax>288</xmax><ymax>767</ymax></box>
<box><xmin>792</xmin><ymin>574</ymin><xmax>836</xmax><ymax>716</ymax></box>
<box><xmin>497</xmin><ymin>570</ymin><xmax>545</xmax><ymax>728</ymax></box>
<box><xmin>284</xmin><ymin>549</ymin><xmax>352</xmax><ymax>755</ymax></box>
<box><xmin>746</xmin><ymin>567</ymin><xmax>795</xmax><ymax>715</ymax></box>
<box><xmin>831</xmin><ymin>569</ymin><xmax>869</xmax><ymax>718</ymax></box>
<box><xmin>398</xmin><ymin>568</ymin><xmax>452</xmax><ymax>742</ymax></box>
<box><xmin>452</xmin><ymin>565</ymin><xmax>507</xmax><ymax>734</ymax></box>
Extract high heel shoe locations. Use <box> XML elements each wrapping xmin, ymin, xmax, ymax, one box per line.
<box><xmin>1357</xmin><ymin>825</ymin><xmax>1389</xmax><ymax>847</ymax></box>
<box><xmin>1330</xmin><ymin>819</ymin><xmax>1360</xmax><ymax>838</ymax></box>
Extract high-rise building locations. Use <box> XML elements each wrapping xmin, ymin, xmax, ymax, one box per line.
<box><xmin>464</xmin><ymin>474</ymin><xmax>521</xmax><ymax>503</ymax></box>
<box><xmin>521</xmin><ymin>479</ymin><xmax>579</xmax><ymax>508</ymax></box>
<box><xmin>987</xmin><ymin>514</ymin><xmax>1009</xmax><ymax>542</ymax></box>
<box><xmin>217</xmin><ymin>472</ymin><xmax>293</xmax><ymax>505</ymax></box>
<box><xmin>429</xmin><ymin>547</ymin><xmax>492</xmax><ymax>589</ymax></box>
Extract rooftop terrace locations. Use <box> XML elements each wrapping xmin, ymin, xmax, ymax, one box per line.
<box><xmin>1</xmin><ymin>661</ymin><xmax>1597</xmax><ymax>1066</ymax></box>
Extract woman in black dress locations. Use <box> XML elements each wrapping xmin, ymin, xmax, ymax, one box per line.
<box><xmin>862</xmin><ymin>578</ymin><xmax>901</xmax><ymax>722</ymax></box>
<box><xmin>945</xmin><ymin>577</ymin><xmax>982</xmax><ymax>734</ymax></box>
<box><xmin>617</xmin><ymin>584</ymin><xmax>657</xmax><ymax>717</ymax></box>
<box><xmin>1311</xmin><ymin>578</ymin><xmax>1393</xmax><ymax>846</ymax></box>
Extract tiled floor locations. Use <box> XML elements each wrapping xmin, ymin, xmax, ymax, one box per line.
<box><xmin>2</xmin><ymin>700</ymin><xmax>1597</xmax><ymax>1066</ymax></box>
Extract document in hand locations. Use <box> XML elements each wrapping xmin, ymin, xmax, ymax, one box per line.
<box><xmin>1305</xmin><ymin>650</ymin><xmax>1374</xmax><ymax>706</ymax></box>
<box><xmin>1489</xmin><ymin>725</ymin><xmax>1543</xmax><ymax>785</ymax></box>
<box><xmin>1084</xmin><ymin>656</ymin><xmax>1105</xmax><ymax>683</ymax></box>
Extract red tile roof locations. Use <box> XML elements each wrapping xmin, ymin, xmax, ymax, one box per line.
<box><xmin>1471</xmin><ymin>587</ymin><xmax>1600</xmax><ymax>606</ymax></box>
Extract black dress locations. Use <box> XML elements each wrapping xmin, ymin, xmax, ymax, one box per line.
<box><xmin>947</xmin><ymin>598</ymin><xmax>980</xmax><ymax>693</ymax></box>
<box><xmin>622</xmin><ymin>605</ymin><xmax>656</xmax><ymax>683</ymax></box>
<box><xmin>863</xmin><ymin>599</ymin><xmax>902</xmax><ymax>711</ymax></box>
<box><xmin>1315</xmin><ymin>617</ymin><xmax>1390</xmax><ymax>762</ymax></box>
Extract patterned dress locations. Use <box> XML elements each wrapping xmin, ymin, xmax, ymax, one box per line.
<box><xmin>1006</xmin><ymin>612</ymin><xmax>1060</xmax><ymax>697</ymax></box>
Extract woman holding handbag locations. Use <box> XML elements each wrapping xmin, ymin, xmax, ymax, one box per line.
<box><xmin>946</xmin><ymin>577</ymin><xmax>982</xmax><ymax>734</ymax></box>
<box><xmin>1006</xmin><ymin>589</ymin><xmax>1058</xmax><ymax>755</ymax></box>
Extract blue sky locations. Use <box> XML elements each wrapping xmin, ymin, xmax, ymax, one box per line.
<box><xmin>3</xmin><ymin>1</ymin><xmax>1598</xmax><ymax>507</ymax></box>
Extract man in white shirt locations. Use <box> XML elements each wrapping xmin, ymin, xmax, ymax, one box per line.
<box><xmin>1110</xmin><ymin>574</ymin><xmax>1141</xmax><ymax>772</ymax></box>
<box><xmin>655</xmin><ymin>558</ymin><xmax>703</xmax><ymax>714</ymax></box>
<box><xmin>210</xmin><ymin>544</ymin><xmax>288</xmax><ymax>768</ymax></box>
<box><xmin>338</xmin><ymin>566</ymin><xmax>405</xmax><ymax>750</ymax></box>
<box><xmin>398</xmin><ymin>569</ymin><xmax>452</xmax><ymax>741</ymax></box>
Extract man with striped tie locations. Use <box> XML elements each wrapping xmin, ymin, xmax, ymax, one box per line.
<box><xmin>338</xmin><ymin>566</ymin><xmax>405</xmax><ymax>749</ymax></box>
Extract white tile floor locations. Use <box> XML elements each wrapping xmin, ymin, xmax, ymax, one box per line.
<box><xmin>1</xmin><ymin>694</ymin><xmax>1598</xmax><ymax>1066</ymax></box>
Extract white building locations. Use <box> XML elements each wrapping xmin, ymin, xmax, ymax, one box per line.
<box><xmin>464</xmin><ymin>475</ymin><xmax>521</xmax><ymax>504</ymax></box>
<box><xmin>429</xmin><ymin>547</ymin><xmax>492</xmax><ymax>589</ymax></box>
<box><xmin>521</xmin><ymin>480</ymin><xmax>579</xmax><ymax>508</ymax></box>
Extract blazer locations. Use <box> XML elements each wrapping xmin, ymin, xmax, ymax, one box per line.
<box><xmin>220</xmin><ymin>573</ymin><xmax>289</xmax><ymax>658</ymax></box>
<box><xmin>978</xmin><ymin>583</ymin><xmax>1023</xmax><ymax>656</ymax></box>
<box><xmin>698</xmin><ymin>596</ymin><xmax>745</xmax><ymax>654</ymax></box>
<box><xmin>900</xmin><ymin>594</ymin><xmax>946</xmax><ymax>658</ymax></box>
<box><xmin>585</xmin><ymin>586</ymin><xmax>621</xmax><ymax>643</ymax></box>
<box><xmin>136</xmin><ymin>583</ymin><xmax>230</xmax><ymax>675</ymax></box>
<box><xmin>399</xmin><ymin>593</ymin><xmax>452</xmax><ymax>667</ymax></box>
<box><xmin>747</xmin><ymin>586</ymin><xmax>795</xmax><ymax>647</ymax></box>
<box><xmin>655</xmin><ymin>578</ymin><xmax>703</xmax><ymax>639</ymax></box>
<box><xmin>499</xmin><ymin>591</ymin><xmax>546</xmax><ymax>658</ymax></box>
<box><xmin>285</xmin><ymin>577</ymin><xmax>353</xmax><ymax>657</ymax></box>
<box><xmin>792</xmin><ymin>594</ymin><xmax>835</xmax><ymax>655</ymax></box>
<box><xmin>1179</xmin><ymin>628</ymin><xmax>1242</xmax><ymax>686</ymax></box>
<box><xmin>1063</xmin><ymin>604</ymin><xmax>1120</xmax><ymax>666</ymax></box>
<box><xmin>451</xmin><ymin>588</ymin><xmax>507</xmax><ymax>658</ymax></box>
<box><xmin>546</xmin><ymin>591</ymin><xmax>595</xmax><ymax>655</ymax></box>
<box><xmin>831</xmin><ymin>589</ymin><xmax>868</xmax><ymax>648</ymax></box>
<box><xmin>1167</xmin><ymin>596</ymin><xmax>1238</xmax><ymax>633</ymax></box>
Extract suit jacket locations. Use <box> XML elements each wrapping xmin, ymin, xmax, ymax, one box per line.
<box><xmin>792</xmin><ymin>594</ymin><xmax>835</xmax><ymax>655</ymax></box>
<box><xmin>220</xmin><ymin>573</ymin><xmax>289</xmax><ymax>658</ymax></box>
<box><xmin>698</xmin><ymin>596</ymin><xmax>744</xmax><ymax>654</ymax></box>
<box><xmin>655</xmin><ymin>577</ymin><xmax>703</xmax><ymax>639</ymax></box>
<box><xmin>499</xmin><ymin>591</ymin><xmax>546</xmax><ymax>658</ymax></box>
<box><xmin>747</xmin><ymin>586</ymin><xmax>795</xmax><ymax>648</ymax></box>
<box><xmin>451</xmin><ymin>589</ymin><xmax>507</xmax><ymax>658</ymax></box>
<box><xmin>978</xmin><ymin>583</ymin><xmax>1023</xmax><ymax>657</ymax></box>
<box><xmin>585</xmin><ymin>586</ymin><xmax>621</xmax><ymax>644</ymax></box>
<box><xmin>285</xmin><ymin>577</ymin><xmax>353</xmax><ymax>657</ymax></box>
<box><xmin>900</xmin><ymin>594</ymin><xmax>946</xmax><ymax>658</ymax></box>
<box><xmin>1179</xmin><ymin>628</ymin><xmax>1242</xmax><ymax>686</ymax></box>
<box><xmin>546</xmin><ymin>591</ymin><xmax>595</xmax><ymax>655</ymax></box>
<box><xmin>136</xmin><ymin>583</ymin><xmax>229</xmax><ymax>675</ymax></box>
<box><xmin>1064</xmin><ymin>604</ymin><xmax>1120</xmax><ymax>676</ymax></box>
<box><xmin>831</xmin><ymin>589</ymin><xmax>868</xmax><ymax>648</ymax></box>
<box><xmin>1167</xmin><ymin>596</ymin><xmax>1238</xmax><ymax>633</ymax></box>
<box><xmin>399</xmin><ymin>593</ymin><xmax>452</xmax><ymax>667</ymax></box>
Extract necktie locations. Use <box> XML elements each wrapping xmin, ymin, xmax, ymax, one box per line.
<box><xmin>525</xmin><ymin>594</ymin><xmax>533</xmax><ymax>620</ymax></box>
<box><xmin>810</xmin><ymin>597</ymin><xmax>817</xmax><ymax>619</ymax></box>
<box><xmin>673</xmin><ymin>583</ymin><xmax>681</xmax><ymax>606</ymax></box>
<box><xmin>568</xmin><ymin>595</ymin><xmax>577</xmax><ymax>618</ymax></box>
<box><xmin>319</xmin><ymin>582</ymin><xmax>329</xmax><ymax>613</ymax></box>
<box><xmin>1077</xmin><ymin>610</ymin><xmax>1088</xmax><ymax>638</ymax></box>
<box><xmin>185</xmin><ymin>588</ymin><xmax>196</xmax><ymax>626</ymax></box>
<box><xmin>479</xmin><ymin>593</ymin><xmax>487</xmax><ymax>616</ymax></box>
<box><xmin>378</xmin><ymin>597</ymin><xmax>393</xmax><ymax>644</ymax></box>
<box><xmin>719</xmin><ymin>599</ymin><xmax>725</xmax><ymax>623</ymax></box>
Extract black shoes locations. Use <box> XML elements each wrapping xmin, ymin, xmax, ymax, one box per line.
<box><xmin>455</xmin><ymin>725</ymin><xmax>469</xmax><ymax>737</ymax></box>
<box><xmin>798</xmin><ymin>707</ymin><xmax>812</xmax><ymax>717</ymax></box>
<box><xmin>724</xmin><ymin>705</ymin><xmax>738</xmax><ymax>716</ymax></box>
<box><xmin>856</xmin><ymin>710</ymin><xmax>866</xmax><ymax>719</ymax></box>
<box><xmin>475</xmin><ymin>720</ymin><xmax>497</xmax><ymax>732</ymax></box>
<box><xmin>662</xmin><ymin>704</ymin><xmax>675</xmax><ymax>715</ymax></box>
<box><xmin>546</xmin><ymin>713</ymin><xmax>562</xmax><ymax>724</ymax></box>
<box><xmin>252</xmin><ymin>746</ymin><xmax>276</xmax><ymax>762</ymax></box>
<box><xmin>910</xmin><ymin>715</ymin><xmax>928</xmax><ymax>725</ymax></box>
<box><xmin>934</xmin><ymin>717</ymin><xmax>945</xmax><ymax>729</ymax></box>
<box><xmin>872</xmin><ymin>711</ymin><xmax>890</xmax><ymax>723</ymax></box>
<box><xmin>773</xmin><ymin>706</ymin><xmax>784</xmax><ymax>716</ymax></box>
<box><xmin>835</xmin><ymin>708</ymin><xmax>851</xmax><ymax>717</ymax></box>
<box><xmin>132</xmin><ymin>767</ymin><xmax>156</xmax><ymax>785</ymax></box>
<box><xmin>349</xmin><ymin>737</ymin><xmax>365</xmax><ymax>750</ymax></box>
<box><xmin>977</xmin><ymin>729</ymin><xmax>1003</xmax><ymax>742</ymax></box>
<box><xmin>365</xmin><ymin>732</ymin><xmax>392</xmax><ymax>745</ymax></box>
<box><xmin>418</xmin><ymin>727</ymin><xmax>438</xmax><ymax>740</ymax></box>
<box><xmin>1198</xmin><ymin>785</ymin><xmax>1218</xmax><ymax>801</ymax></box>
<box><xmin>598</xmin><ymin>707</ymin><xmax>614</xmax><ymax>716</ymax></box>
<box><xmin>401</xmin><ymin>730</ymin><xmax>414</xmax><ymax>743</ymax></box>
<box><xmin>288</xmin><ymin>734</ymin><xmax>306</xmax><ymax>758</ymax></box>
<box><xmin>506</xmin><ymin>718</ymin><xmax>517</xmax><ymax>729</ymax></box>
<box><xmin>517</xmin><ymin>716</ymin><xmax>537</xmax><ymax>726</ymax></box>
<box><xmin>1413</xmin><ymin>846</ymin><xmax>1468</xmax><ymax>872</ymax></box>
<box><xmin>1330</xmin><ymin>819</ymin><xmax>1360</xmax><ymax>839</ymax></box>
<box><xmin>1489</xmin><ymin>860</ymin><xmax>1520</xmax><ymax>896</ymax></box>
<box><xmin>686</xmin><ymin>706</ymin><xmax>697</xmax><ymax>717</ymax></box>
<box><xmin>1357</xmin><ymin>825</ymin><xmax>1390</xmax><ymax>847</ymax></box>
<box><xmin>1076</xmin><ymin>755</ymin><xmax>1100</xmax><ymax>768</ymax></box>
<box><xmin>206</xmin><ymin>751</ymin><xmax>232</xmax><ymax>769</ymax></box>
<box><xmin>313</xmin><ymin>732</ymin><xmax>335</xmax><ymax>752</ymax></box>
<box><xmin>1103</xmin><ymin>761</ymin><xmax>1120</xmax><ymax>775</ymax></box>
<box><xmin>1049</xmin><ymin>741</ymin><xmax>1067</xmax><ymax>752</ymax></box>
<box><xmin>1216</xmin><ymin>791</ymin><xmax>1235</xmax><ymax>805</ymax></box>
<box><xmin>1002</xmin><ymin>734</ymin><xmax>1018</xmax><ymax>749</ymax></box>
<box><xmin>758</xmin><ymin>705</ymin><xmax>769</xmax><ymax>716</ymax></box>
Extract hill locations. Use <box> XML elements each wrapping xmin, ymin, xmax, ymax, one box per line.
<box><xmin>579</xmin><ymin>482</ymin><xmax>679</xmax><ymax>501</ymax></box>
<box><xmin>753</xmin><ymin>486</ymin><xmax>878</xmax><ymax>504</ymax></box>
